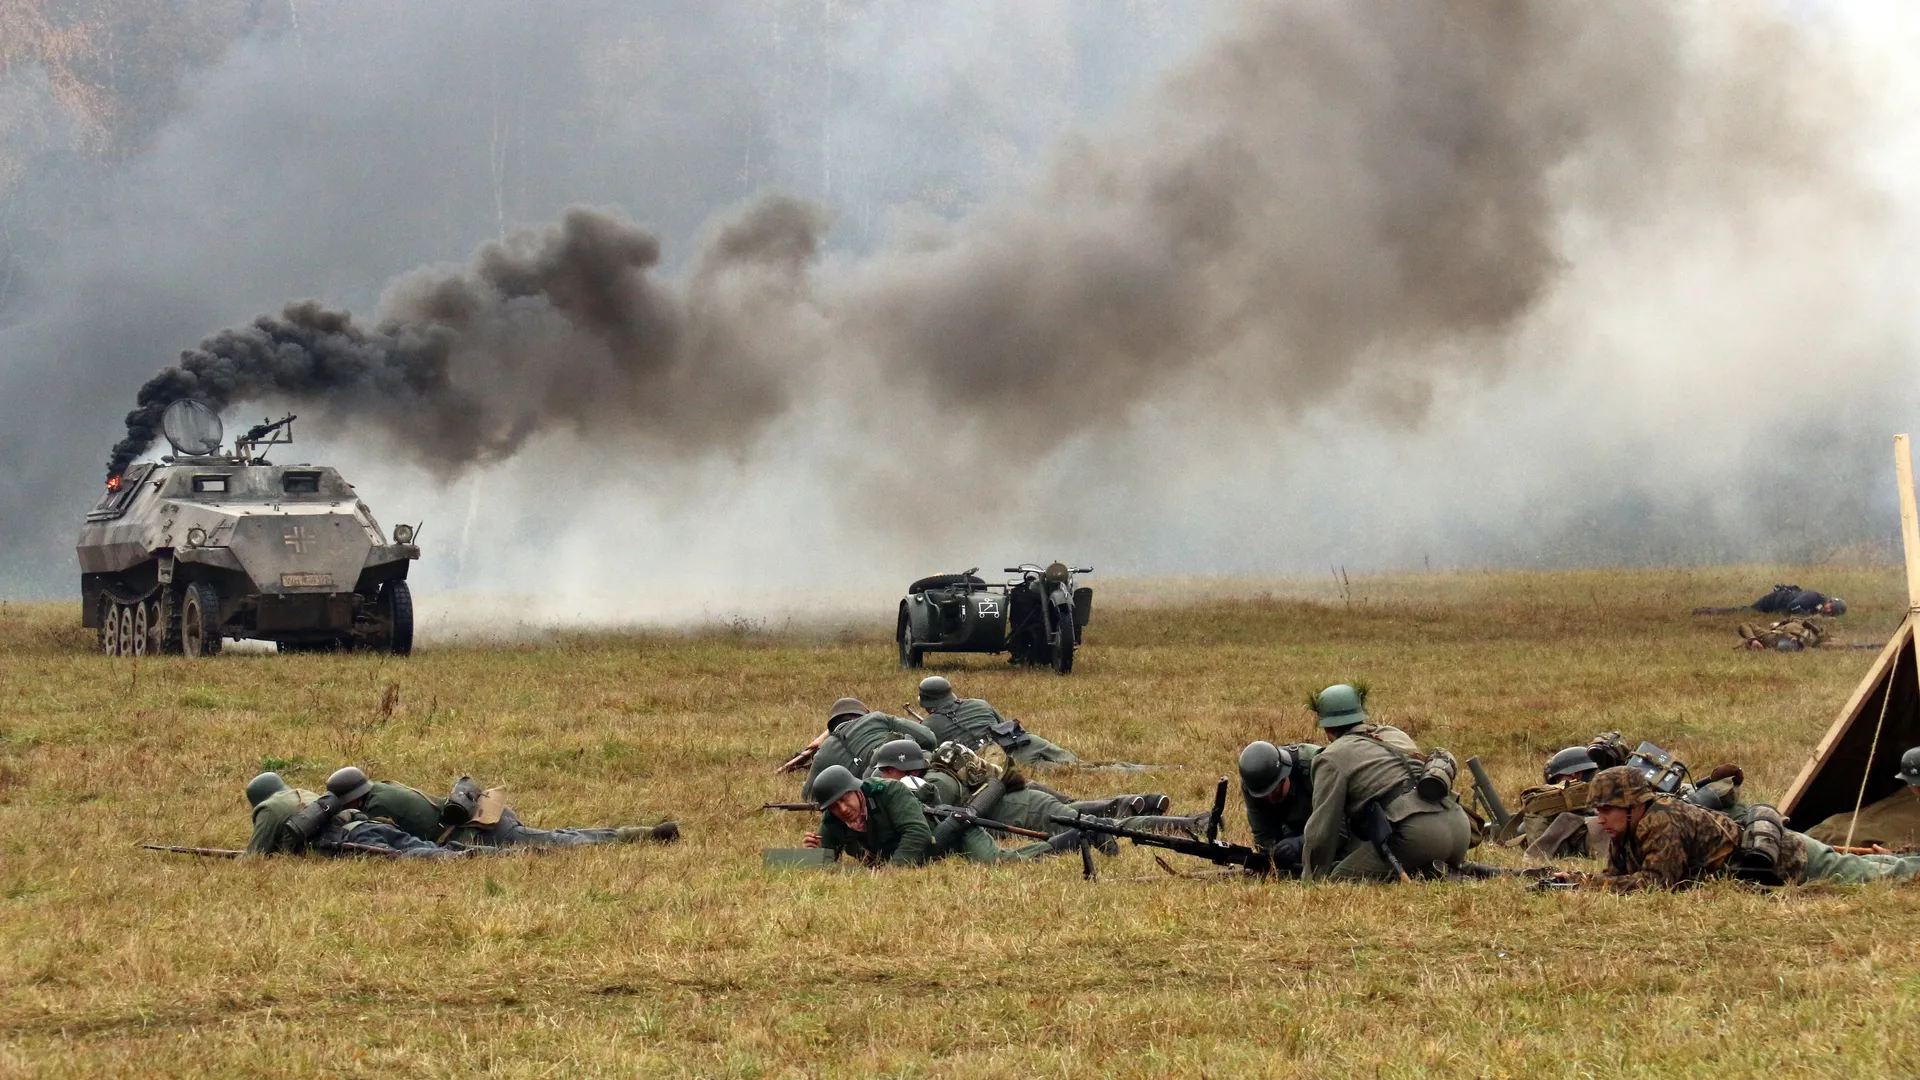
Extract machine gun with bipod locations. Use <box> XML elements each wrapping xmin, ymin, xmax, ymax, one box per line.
<box><xmin>1050</xmin><ymin>776</ymin><xmax>1274</xmax><ymax>877</ymax></box>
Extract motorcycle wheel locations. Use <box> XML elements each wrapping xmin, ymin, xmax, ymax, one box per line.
<box><xmin>897</xmin><ymin>611</ymin><xmax>923</xmax><ymax>669</ymax></box>
<box><xmin>1051</xmin><ymin>610</ymin><xmax>1075</xmax><ymax>675</ymax></box>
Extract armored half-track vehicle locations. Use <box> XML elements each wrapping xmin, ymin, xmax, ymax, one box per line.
<box><xmin>77</xmin><ymin>400</ymin><xmax>420</xmax><ymax>657</ymax></box>
<box><xmin>898</xmin><ymin>562</ymin><xmax>1092</xmax><ymax>674</ymax></box>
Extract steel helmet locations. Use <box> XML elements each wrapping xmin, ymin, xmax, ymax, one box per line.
<box><xmin>918</xmin><ymin>676</ymin><xmax>956</xmax><ymax>708</ymax></box>
<box><xmin>326</xmin><ymin>765</ymin><xmax>373</xmax><ymax>804</ymax></box>
<box><xmin>1586</xmin><ymin>766</ymin><xmax>1656</xmax><ymax>810</ymax></box>
<box><xmin>827</xmin><ymin>697</ymin><xmax>868</xmax><ymax>724</ymax></box>
<box><xmin>810</xmin><ymin>764</ymin><xmax>863</xmax><ymax>809</ymax></box>
<box><xmin>1238</xmin><ymin>741</ymin><xmax>1295</xmax><ymax>799</ymax></box>
<box><xmin>871</xmin><ymin>739</ymin><xmax>929</xmax><ymax>774</ymax></box>
<box><xmin>1312</xmin><ymin>684</ymin><xmax>1369</xmax><ymax>729</ymax></box>
<box><xmin>1896</xmin><ymin>746</ymin><xmax>1920</xmax><ymax>786</ymax></box>
<box><xmin>1544</xmin><ymin>746</ymin><xmax>1599</xmax><ymax>783</ymax></box>
<box><xmin>245</xmin><ymin>771</ymin><xmax>288</xmax><ymax>808</ymax></box>
<box><xmin>1826</xmin><ymin>597</ymin><xmax>1848</xmax><ymax>616</ymax></box>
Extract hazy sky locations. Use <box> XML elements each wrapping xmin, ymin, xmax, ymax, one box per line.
<box><xmin>3</xmin><ymin>1</ymin><xmax>1917</xmax><ymax>619</ymax></box>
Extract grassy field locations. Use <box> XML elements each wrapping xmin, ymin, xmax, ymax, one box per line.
<box><xmin>2</xmin><ymin>566</ymin><xmax>1918</xmax><ymax>1078</ymax></box>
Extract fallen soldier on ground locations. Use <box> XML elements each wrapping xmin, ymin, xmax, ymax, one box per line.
<box><xmin>1694</xmin><ymin>584</ymin><xmax>1846</xmax><ymax>618</ymax></box>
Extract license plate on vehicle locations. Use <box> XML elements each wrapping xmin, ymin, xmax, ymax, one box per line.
<box><xmin>281</xmin><ymin>573</ymin><xmax>334</xmax><ymax>588</ymax></box>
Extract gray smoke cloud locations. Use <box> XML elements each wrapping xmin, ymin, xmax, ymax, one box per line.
<box><xmin>112</xmin><ymin>2</ymin><xmax>1843</xmax><ymax>470</ymax></box>
<box><xmin>2</xmin><ymin>0</ymin><xmax>1913</xmax><ymax>608</ymax></box>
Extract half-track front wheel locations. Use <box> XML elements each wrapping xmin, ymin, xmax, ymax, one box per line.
<box><xmin>897</xmin><ymin>608</ymin><xmax>923</xmax><ymax>669</ymax></box>
<box><xmin>180</xmin><ymin>582</ymin><xmax>222</xmax><ymax>659</ymax></box>
<box><xmin>378</xmin><ymin>581</ymin><xmax>414</xmax><ymax>656</ymax></box>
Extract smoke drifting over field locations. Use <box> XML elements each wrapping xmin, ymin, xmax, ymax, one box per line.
<box><xmin>113</xmin><ymin>4</ymin><xmax>1849</xmax><ymax>470</ymax></box>
<box><xmin>4</xmin><ymin>1</ymin><xmax>1918</xmax><ymax>601</ymax></box>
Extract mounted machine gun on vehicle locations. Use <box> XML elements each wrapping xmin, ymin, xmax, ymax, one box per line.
<box><xmin>77</xmin><ymin>399</ymin><xmax>421</xmax><ymax>657</ymax></box>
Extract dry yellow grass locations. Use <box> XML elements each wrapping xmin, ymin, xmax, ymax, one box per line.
<box><xmin>2</xmin><ymin>566</ymin><xmax>1918</xmax><ymax>1078</ymax></box>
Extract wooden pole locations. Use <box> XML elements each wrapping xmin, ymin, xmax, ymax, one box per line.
<box><xmin>1897</xmin><ymin>435</ymin><xmax>1920</xmax><ymax>611</ymax></box>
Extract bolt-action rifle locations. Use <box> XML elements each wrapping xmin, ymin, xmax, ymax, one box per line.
<box><xmin>141</xmin><ymin>844</ymin><xmax>242</xmax><ymax>858</ymax></box>
<box><xmin>922</xmin><ymin>804</ymin><xmax>1052</xmax><ymax>840</ymax></box>
<box><xmin>1050</xmin><ymin>776</ymin><xmax>1274</xmax><ymax>875</ymax></box>
<box><xmin>775</xmin><ymin>730</ymin><xmax>830</xmax><ymax>775</ymax></box>
<box><xmin>139</xmin><ymin>841</ymin><xmax>414</xmax><ymax>859</ymax></box>
<box><xmin>760</xmin><ymin>802</ymin><xmax>818</xmax><ymax>813</ymax></box>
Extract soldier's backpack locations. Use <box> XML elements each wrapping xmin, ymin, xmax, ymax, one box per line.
<box><xmin>1519</xmin><ymin>780</ymin><xmax>1591</xmax><ymax>818</ymax></box>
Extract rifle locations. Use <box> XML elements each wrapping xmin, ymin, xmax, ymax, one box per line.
<box><xmin>1356</xmin><ymin>798</ymin><xmax>1413</xmax><ymax>883</ymax></box>
<box><xmin>1466</xmin><ymin>756</ymin><xmax>1515</xmax><ymax>841</ymax></box>
<box><xmin>1050</xmin><ymin>776</ymin><xmax>1274</xmax><ymax>875</ymax></box>
<box><xmin>760</xmin><ymin>802</ymin><xmax>819</xmax><ymax>813</ymax></box>
<box><xmin>141</xmin><ymin>844</ymin><xmax>242</xmax><ymax>858</ymax></box>
<box><xmin>923</xmin><ymin>804</ymin><xmax>1052</xmax><ymax>840</ymax></box>
<box><xmin>318</xmin><ymin>842</ymin><xmax>425</xmax><ymax>859</ymax></box>
<box><xmin>775</xmin><ymin>730</ymin><xmax>830</xmax><ymax>774</ymax></box>
<box><xmin>140</xmin><ymin>841</ymin><xmax>417</xmax><ymax>859</ymax></box>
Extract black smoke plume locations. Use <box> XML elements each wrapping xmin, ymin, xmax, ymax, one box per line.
<box><xmin>108</xmin><ymin>199</ymin><xmax>825</xmax><ymax>478</ymax></box>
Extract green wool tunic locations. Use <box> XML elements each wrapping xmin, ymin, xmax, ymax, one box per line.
<box><xmin>800</xmin><ymin>712</ymin><xmax>939</xmax><ymax>801</ymax></box>
<box><xmin>817</xmin><ymin>779</ymin><xmax>936</xmax><ymax>867</ymax></box>
<box><xmin>1243</xmin><ymin>744</ymin><xmax>1319</xmax><ymax>852</ymax></box>
<box><xmin>922</xmin><ymin>697</ymin><xmax>1078</xmax><ymax>765</ymax></box>
<box><xmin>246</xmin><ymin>788</ymin><xmax>324</xmax><ymax>855</ymax></box>
<box><xmin>360</xmin><ymin>781</ymin><xmax>447</xmax><ymax>841</ymax></box>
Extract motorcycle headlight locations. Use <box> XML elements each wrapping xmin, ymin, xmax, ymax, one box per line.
<box><xmin>185</xmin><ymin>526</ymin><xmax>208</xmax><ymax>547</ymax></box>
<box><xmin>392</xmin><ymin>524</ymin><xmax>415</xmax><ymax>545</ymax></box>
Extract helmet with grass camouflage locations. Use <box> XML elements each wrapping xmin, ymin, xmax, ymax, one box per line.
<box><xmin>1586</xmin><ymin>766</ymin><xmax>1656</xmax><ymax>809</ymax></box>
<box><xmin>918</xmin><ymin>676</ymin><xmax>956</xmax><ymax>708</ymax></box>
<box><xmin>1311</xmin><ymin>684</ymin><xmax>1368</xmax><ymax>729</ymax></box>
<box><xmin>871</xmin><ymin>739</ymin><xmax>929</xmax><ymax>775</ymax></box>
<box><xmin>1544</xmin><ymin>746</ymin><xmax>1599</xmax><ymax>783</ymax></box>
<box><xmin>1238</xmin><ymin>741</ymin><xmax>1295</xmax><ymax>799</ymax></box>
<box><xmin>810</xmin><ymin>764</ymin><xmax>862</xmax><ymax>809</ymax></box>
<box><xmin>1897</xmin><ymin>746</ymin><xmax>1920</xmax><ymax>786</ymax></box>
<box><xmin>245</xmin><ymin>771</ymin><xmax>288</xmax><ymax>807</ymax></box>
<box><xmin>326</xmin><ymin>765</ymin><xmax>373</xmax><ymax>804</ymax></box>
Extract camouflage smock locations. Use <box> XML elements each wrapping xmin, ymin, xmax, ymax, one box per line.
<box><xmin>1586</xmin><ymin>795</ymin><xmax>1742</xmax><ymax>891</ymax></box>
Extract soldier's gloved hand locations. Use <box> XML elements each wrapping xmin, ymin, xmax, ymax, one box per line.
<box><xmin>1047</xmin><ymin>828</ymin><xmax>1085</xmax><ymax>853</ymax></box>
<box><xmin>1269</xmin><ymin>836</ymin><xmax>1304</xmax><ymax>869</ymax></box>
